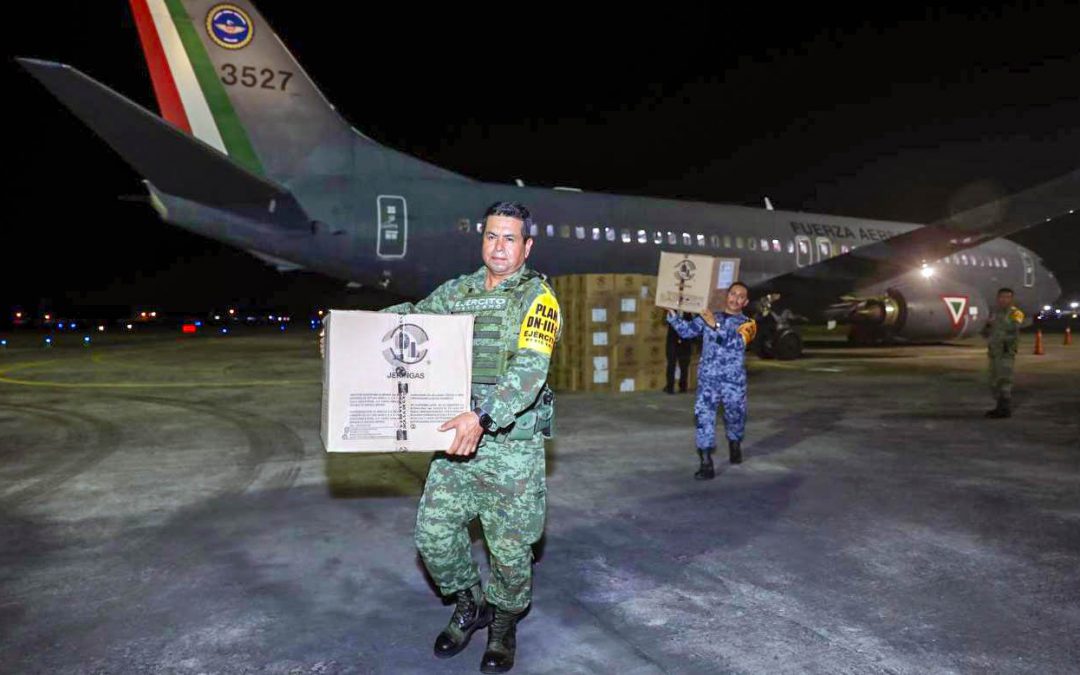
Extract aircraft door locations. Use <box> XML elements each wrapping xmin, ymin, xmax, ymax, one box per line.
<box><xmin>815</xmin><ymin>237</ymin><xmax>833</xmax><ymax>263</ymax></box>
<box><xmin>377</xmin><ymin>195</ymin><xmax>407</xmax><ymax>259</ymax></box>
<box><xmin>1020</xmin><ymin>252</ymin><xmax>1035</xmax><ymax>288</ymax></box>
<box><xmin>795</xmin><ymin>235</ymin><xmax>812</xmax><ymax>267</ymax></box>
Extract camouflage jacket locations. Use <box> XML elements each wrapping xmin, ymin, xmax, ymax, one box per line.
<box><xmin>382</xmin><ymin>266</ymin><xmax>561</xmax><ymax>430</ymax></box>
<box><xmin>986</xmin><ymin>305</ymin><xmax>1024</xmax><ymax>356</ymax></box>
<box><xmin>668</xmin><ymin>312</ymin><xmax>756</xmax><ymax>383</ymax></box>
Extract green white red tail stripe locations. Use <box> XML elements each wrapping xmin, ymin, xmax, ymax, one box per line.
<box><xmin>129</xmin><ymin>0</ymin><xmax>263</xmax><ymax>174</ymax></box>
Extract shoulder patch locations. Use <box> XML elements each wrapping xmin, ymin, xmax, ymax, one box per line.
<box><xmin>1009</xmin><ymin>308</ymin><xmax>1024</xmax><ymax>324</ymax></box>
<box><xmin>518</xmin><ymin>290</ymin><xmax>561</xmax><ymax>355</ymax></box>
<box><xmin>737</xmin><ymin>319</ymin><xmax>757</xmax><ymax>345</ymax></box>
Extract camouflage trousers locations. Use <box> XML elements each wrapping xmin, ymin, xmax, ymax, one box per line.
<box><xmin>415</xmin><ymin>440</ymin><xmax>546</xmax><ymax>613</ymax></box>
<box><xmin>988</xmin><ymin>352</ymin><xmax>1016</xmax><ymax>400</ymax></box>
<box><xmin>695</xmin><ymin>379</ymin><xmax>747</xmax><ymax>447</ymax></box>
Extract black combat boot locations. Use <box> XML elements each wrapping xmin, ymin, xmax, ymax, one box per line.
<box><xmin>985</xmin><ymin>397</ymin><xmax>1011</xmax><ymax>419</ymax></box>
<box><xmin>729</xmin><ymin>440</ymin><xmax>743</xmax><ymax>465</ymax></box>
<box><xmin>480</xmin><ymin>606</ymin><xmax>523</xmax><ymax>673</ymax></box>
<box><xmin>997</xmin><ymin>397</ymin><xmax>1012</xmax><ymax>418</ymax></box>
<box><xmin>434</xmin><ymin>583</ymin><xmax>492</xmax><ymax>659</ymax></box>
<box><xmin>694</xmin><ymin>448</ymin><xmax>715</xmax><ymax>480</ymax></box>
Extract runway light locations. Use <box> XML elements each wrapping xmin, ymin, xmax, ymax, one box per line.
<box><xmin>1043</xmin><ymin>305</ymin><xmax>1052</xmax><ymax>312</ymax></box>
<box><xmin>98</xmin><ymin>325</ymin><xmax>105</xmax><ymax>332</ymax></box>
<box><xmin>1</xmin><ymin>339</ymin><xmax>7</xmax><ymax>347</ymax></box>
<box><xmin>44</xmin><ymin>314</ymin><xmax>52</xmax><ymax>321</ymax></box>
<box><xmin>318</xmin><ymin>310</ymin><xmax>324</xmax><ymax>316</ymax></box>
<box><xmin>140</xmin><ymin>312</ymin><xmax>148</xmax><ymax>319</ymax></box>
<box><xmin>228</xmin><ymin>308</ymin><xmax>236</xmax><ymax>315</ymax></box>
<box><xmin>83</xmin><ymin>336</ymin><xmax>91</xmax><ymax>345</ymax></box>
<box><xmin>214</xmin><ymin>315</ymin><xmax>221</xmax><ymax>321</ymax></box>
<box><xmin>14</xmin><ymin>312</ymin><xmax>21</xmax><ymax>319</ymax></box>
<box><xmin>221</xmin><ymin>328</ymin><xmax>229</xmax><ymax>335</ymax></box>
<box><xmin>279</xmin><ymin>324</ymin><xmax>286</xmax><ymax>331</ymax></box>
<box><xmin>150</xmin><ymin>312</ymin><xmax>157</xmax><ymax>318</ymax></box>
<box><xmin>126</xmin><ymin>323</ymin><xmax>133</xmax><ymax>330</ymax></box>
<box><xmin>195</xmin><ymin>321</ymin><xmax>203</xmax><ymax>327</ymax></box>
<box><xmin>44</xmin><ymin>337</ymin><xmax>52</xmax><ymax>346</ymax></box>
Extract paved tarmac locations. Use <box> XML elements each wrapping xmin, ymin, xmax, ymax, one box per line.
<box><xmin>1</xmin><ymin>330</ymin><xmax>1077</xmax><ymax>674</ymax></box>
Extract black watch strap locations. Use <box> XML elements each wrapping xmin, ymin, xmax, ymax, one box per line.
<box><xmin>472</xmin><ymin>407</ymin><xmax>494</xmax><ymax>431</ymax></box>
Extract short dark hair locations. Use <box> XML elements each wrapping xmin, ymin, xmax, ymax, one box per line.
<box><xmin>997</xmin><ymin>287</ymin><xmax>1014</xmax><ymax>296</ymax></box>
<box><xmin>728</xmin><ymin>281</ymin><xmax>750</xmax><ymax>296</ymax></box>
<box><xmin>483</xmin><ymin>201</ymin><xmax>533</xmax><ymax>240</ymax></box>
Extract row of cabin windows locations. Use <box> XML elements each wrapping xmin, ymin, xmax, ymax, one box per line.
<box><xmin>941</xmin><ymin>253</ymin><xmax>1009</xmax><ymax>268</ymax></box>
<box><xmin>458</xmin><ymin>219</ymin><xmax>1008</xmax><ymax>268</ymax></box>
<box><xmin>460</xmin><ymin>219</ymin><xmax>846</xmax><ymax>255</ymax></box>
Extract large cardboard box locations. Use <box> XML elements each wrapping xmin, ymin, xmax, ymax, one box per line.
<box><xmin>321</xmin><ymin>310</ymin><xmax>472</xmax><ymax>453</ymax></box>
<box><xmin>654</xmin><ymin>252</ymin><xmax>741</xmax><ymax>313</ymax></box>
<box><xmin>582</xmin><ymin>274</ymin><xmax>616</xmax><ymax>297</ymax></box>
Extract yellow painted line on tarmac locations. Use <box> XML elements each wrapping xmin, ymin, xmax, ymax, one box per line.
<box><xmin>0</xmin><ymin>359</ymin><xmax>61</xmax><ymax>376</ymax></box>
<box><xmin>0</xmin><ymin>374</ymin><xmax>320</xmax><ymax>389</ymax></box>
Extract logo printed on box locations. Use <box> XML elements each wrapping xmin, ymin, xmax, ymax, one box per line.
<box><xmin>675</xmin><ymin>259</ymin><xmax>697</xmax><ymax>281</ymax></box>
<box><xmin>382</xmin><ymin>324</ymin><xmax>429</xmax><ymax>366</ymax></box>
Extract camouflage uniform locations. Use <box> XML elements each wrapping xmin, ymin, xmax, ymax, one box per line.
<box><xmin>985</xmin><ymin>305</ymin><xmax>1024</xmax><ymax>402</ymax></box>
<box><xmin>383</xmin><ymin>265</ymin><xmax>559</xmax><ymax>613</ymax></box>
<box><xmin>668</xmin><ymin>312</ymin><xmax>756</xmax><ymax>449</ymax></box>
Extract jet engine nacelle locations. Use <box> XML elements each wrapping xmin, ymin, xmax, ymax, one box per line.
<box><xmin>829</xmin><ymin>281</ymin><xmax>988</xmax><ymax>342</ymax></box>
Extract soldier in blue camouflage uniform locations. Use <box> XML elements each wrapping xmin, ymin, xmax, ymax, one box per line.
<box><xmin>381</xmin><ymin>202</ymin><xmax>559</xmax><ymax>673</ymax></box>
<box><xmin>667</xmin><ymin>281</ymin><xmax>757</xmax><ymax>479</ymax></box>
<box><xmin>980</xmin><ymin>287</ymin><xmax>1024</xmax><ymax>418</ymax></box>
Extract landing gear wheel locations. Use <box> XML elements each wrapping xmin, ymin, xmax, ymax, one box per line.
<box><xmin>774</xmin><ymin>330</ymin><xmax>802</xmax><ymax>360</ymax></box>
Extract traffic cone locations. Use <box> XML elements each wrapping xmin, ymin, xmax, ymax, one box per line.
<box><xmin>1033</xmin><ymin>330</ymin><xmax>1045</xmax><ymax>355</ymax></box>
<box><xmin>1065</xmin><ymin>325</ymin><xmax>1073</xmax><ymax>346</ymax></box>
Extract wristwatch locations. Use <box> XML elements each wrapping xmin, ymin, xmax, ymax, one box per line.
<box><xmin>472</xmin><ymin>406</ymin><xmax>495</xmax><ymax>432</ymax></box>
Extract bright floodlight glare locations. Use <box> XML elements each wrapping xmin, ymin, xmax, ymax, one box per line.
<box><xmin>920</xmin><ymin>266</ymin><xmax>935</xmax><ymax>278</ymax></box>
<box><xmin>1070</xmin><ymin>302</ymin><xmax>1079</xmax><ymax>309</ymax></box>
<box><xmin>1043</xmin><ymin>305</ymin><xmax>1052</xmax><ymax>311</ymax></box>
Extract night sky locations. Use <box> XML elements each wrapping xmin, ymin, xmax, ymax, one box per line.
<box><xmin>4</xmin><ymin>2</ymin><xmax>1078</xmax><ymax>318</ymax></box>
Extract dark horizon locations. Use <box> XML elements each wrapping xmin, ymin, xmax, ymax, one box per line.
<box><xmin>4</xmin><ymin>2</ymin><xmax>1078</xmax><ymax>318</ymax></box>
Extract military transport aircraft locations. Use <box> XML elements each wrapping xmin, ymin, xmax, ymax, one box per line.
<box><xmin>19</xmin><ymin>0</ymin><xmax>1077</xmax><ymax>358</ymax></box>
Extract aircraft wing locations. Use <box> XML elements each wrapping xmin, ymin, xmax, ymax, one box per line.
<box><xmin>754</xmin><ymin>169</ymin><xmax>1079</xmax><ymax>314</ymax></box>
<box><xmin>17</xmin><ymin>58</ymin><xmax>310</xmax><ymax>228</ymax></box>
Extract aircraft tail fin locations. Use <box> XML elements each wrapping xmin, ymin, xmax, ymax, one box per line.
<box><xmin>126</xmin><ymin>0</ymin><xmax>469</xmax><ymax>183</ymax></box>
<box><xmin>18</xmin><ymin>57</ymin><xmax>307</xmax><ymax>225</ymax></box>
<box><xmin>127</xmin><ymin>0</ymin><xmax>350</xmax><ymax>179</ymax></box>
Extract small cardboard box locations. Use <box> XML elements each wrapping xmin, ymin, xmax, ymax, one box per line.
<box><xmin>321</xmin><ymin>310</ymin><xmax>472</xmax><ymax>453</ymax></box>
<box><xmin>654</xmin><ymin>252</ymin><xmax>741</xmax><ymax>313</ymax></box>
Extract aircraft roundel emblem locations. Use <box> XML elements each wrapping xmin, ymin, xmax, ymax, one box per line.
<box><xmin>941</xmin><ymin>295</ymin><xmax>968</xmax><ymax>329</ymax></box>
<box><xmin>206</xmin><ymin>4</ymin><xmax>254</xmax><ymax>50</ymax></box>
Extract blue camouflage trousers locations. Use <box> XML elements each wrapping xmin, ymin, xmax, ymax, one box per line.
<box><xmin>694</xmin><ymin>380</ymin><xmax>747</xmax><ymax>448</ymax></box>
<box><xmin>414</xmin><ymin>441</ymin><xmax>546</xmax><ymax>612</ymax></box>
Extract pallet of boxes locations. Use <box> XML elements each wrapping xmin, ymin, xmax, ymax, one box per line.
<box><xmin>548</xmin><ymin>253</ymin><xmax>739</xmax><ymax>394</ymax></box>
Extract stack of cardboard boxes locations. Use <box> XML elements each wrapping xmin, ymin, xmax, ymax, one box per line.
<box><xmin>549</xmin><ymin>274</ymin><xmax>699</xmax><ymax>393</ymax></box>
